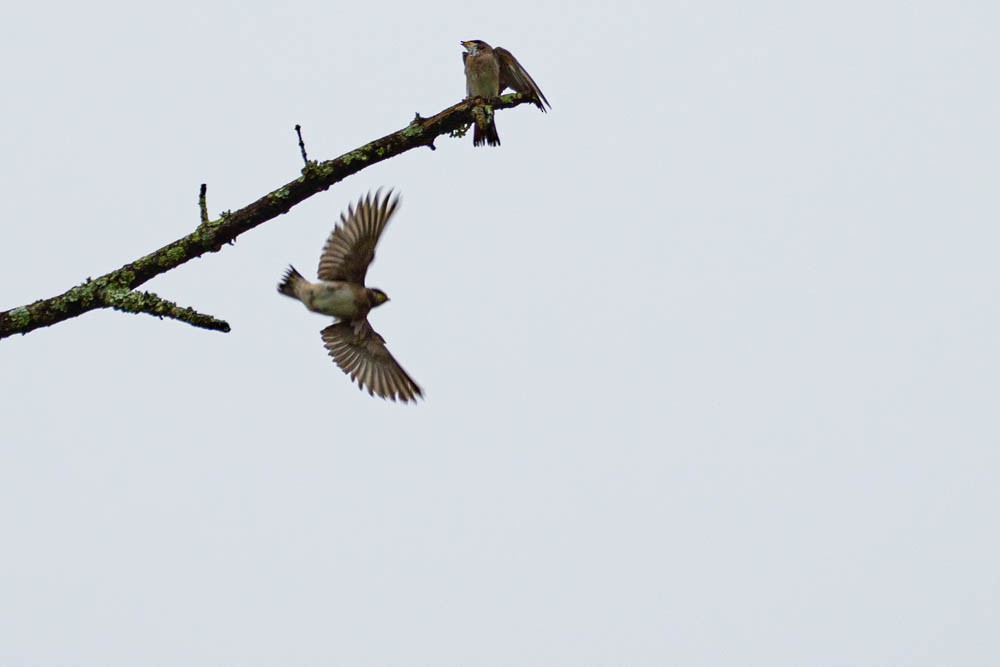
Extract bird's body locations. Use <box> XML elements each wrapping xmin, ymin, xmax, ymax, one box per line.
<box><xmin>279</xmin><ymin>270</ymin><xmax>377</xmax><ymax>320</ymax></box>
<box><xmin>306</xmin><ymin>282</ymin><xmax>368</xmax><ymax>319</ymax></box>
<box><xmin>461</xmin><ymin>39</ymin><xmax>550</xmax><ymax>147</ymax></box>
<box><xmin>464</xmin><ymin>43</ymin><xmax>501</xmax><ymax>99</ymax></box>
<box><xmin>277</xmin><ymin>191</ymin><xmax>422</xmax><ymax>403</ymax></box>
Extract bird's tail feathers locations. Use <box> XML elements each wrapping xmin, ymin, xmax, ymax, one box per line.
<box><xmin>474</xmin><ymin>118</ymin><xmax>501</xmax><ymax>147</ymax></box>
<box><xmin>278</xmin><ymin>265</ymin><xmax>307</xmax><ymax>299</ymax></box>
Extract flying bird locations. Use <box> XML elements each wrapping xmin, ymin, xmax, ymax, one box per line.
<box><xmin>461</xmin><ymin>39</ymin><xmax>550</xmax><ymax>147</ymax></box>
<box><xmin>278</xmin><ymin>190</ymin><xmax>422</xmax><ymax>403</ymax></box>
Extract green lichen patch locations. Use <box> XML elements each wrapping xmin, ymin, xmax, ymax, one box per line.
<box><xmin>9</xmin><ymin>307</ymin><xmax>30</xmax><ymax>328</ymax></box>
<box><xmin>168</xmin><ymin>246</ymin><xmax>186</xmax><ymax>262</ymax></box>
<box><xmin>340</xmin><ymin>149</ymin><xmax>370</xmax><ymax>165</ymax></box>
<box><xmin>100</xmin><ymin>286</ymin><xmax>135</xmax><ymax>309</ymax></box>
<box><xmin>401</xmin><ymin>124</ymin><xmax>423</xmax><ymax>138</ymax></box>
<box><xmin>450</xmin><ymin>123</ymin><xmax>471</xmax><ymax>139</ymax></box>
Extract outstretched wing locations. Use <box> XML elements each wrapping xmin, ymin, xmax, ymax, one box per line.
<box><xmin>317</xmin><ymin>190</ymin><xmax>400</xmax><ymax>284</ymax></box>
<box><xmin>321</xmin><ymin>320</ymin><xmax>423</xmax><ymax>403</ymax></box>
<box><xmin>495</xmin><ymin>46</ymin><xmax>550</xmax><ymax>112</ymax></box>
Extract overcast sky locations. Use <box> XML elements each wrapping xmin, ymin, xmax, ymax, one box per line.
<box><xmin>2</xmin><ymin>0</ymin><xmax>999</xmax><ymax>664</ymax></box>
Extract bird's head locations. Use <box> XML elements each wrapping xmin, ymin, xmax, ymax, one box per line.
<box><xmin>461</xmin><ymin>40</ymin><xmax>489</xmax><ymax>55</ymax></box>
<box><xmin>369</xmin><ymin>288</ymin><xmax>390</xmax><ymax>307</ymax></box>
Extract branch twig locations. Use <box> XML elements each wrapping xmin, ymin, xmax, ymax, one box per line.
<box><xmin>295</xmin><ymin>124</ymin><xmax>309</xmax><ymax>166</ymax></box>
<box><xmin>106</xmin><ymin>288</ymin><xmax>231</xmax><ymax>332</ymax></box>
<box><xmin>198</xmin><ymin>184</ymin><xmax>209</xmax><ymax>225</ymax></box>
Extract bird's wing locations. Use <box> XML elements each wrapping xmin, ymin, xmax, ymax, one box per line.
<box><xmin>495</xmin><ymin>46</ymin><xmax>550</xmax><ymax>111</ymax></box>
<box><xmin>317</xmin><ymin>190</ymin><xmax>399</xmax><ymax>284</ymax></box>
<box><xmin>321</xmin><ymin>321</ymin><xmax>423</xmax><ymax>403</ymax></box>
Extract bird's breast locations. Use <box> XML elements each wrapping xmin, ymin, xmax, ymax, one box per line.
<box><xmin>305</xmin><ymin>282</ymin><xmax>364</xmax><ymax>319</ymax></box>
<box><xmin>465</xmin><ymin>53</ymin><xmax>500</xmax><ymax>97</ymax></box>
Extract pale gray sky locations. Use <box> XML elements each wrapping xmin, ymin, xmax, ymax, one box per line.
<box><xmin>2</xmin><ymin>0</ymin><xmax>999</xmax><ymax>664</ymax></box>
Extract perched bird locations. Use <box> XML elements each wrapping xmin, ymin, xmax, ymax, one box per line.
<box><xmin>461</xmin><ymin>39</ymin><xmax>550</xmax><ymax>147</ymax></box>
<box><xmin>278</xmin><ymin>190</ymin><xmax>422</xmax><ymax>403</ymax></box>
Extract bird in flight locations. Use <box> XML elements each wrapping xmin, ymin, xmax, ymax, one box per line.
<box><xmin>278</xmin><ymin>190</ymin><xmax>422</xmax><ymax>403</ymax></box>
<box><xmin>461</xmin><ymin>39</ymin><xmax>550</xmax><ymax>147</ymax></box>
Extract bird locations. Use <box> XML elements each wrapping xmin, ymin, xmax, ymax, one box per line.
<box><xmin>277</xmin><ymin>190</ymin><xmax>422</xmax><ymax>403</ymax></box>
<box><xmin>461</xmin><ymin>39</ymin><xmax>550</xmax><ymax>147</ymax></box>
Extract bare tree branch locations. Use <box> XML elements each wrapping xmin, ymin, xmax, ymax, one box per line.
<box><xmin>0</xmin><ymin>93</ymin><xmax>536</xmax><ymax>341</ymax></box>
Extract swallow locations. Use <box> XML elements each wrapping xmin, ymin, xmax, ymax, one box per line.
<box><xmin>278</xmin><ymin>190</ymin><xmax>422</xmax><ymax>402</ymax></box>
<box><xmin>461</xmin><ymin>39</ymin><xmax>550</xmax><ymax>147</ymax></box>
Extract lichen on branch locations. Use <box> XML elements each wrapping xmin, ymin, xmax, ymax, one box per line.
<box><xmin>0</xmin><ymin>93</ymin><xmax>537</xmax><ymax>340</ymax></box>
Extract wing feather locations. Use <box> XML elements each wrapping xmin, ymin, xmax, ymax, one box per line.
<box><xmin>317</xmin><ymin>190</ymin><xmax>400</xmax><ymax>284</ymax></box>
<box><xmin>495</xmin><ymin>46</ymin><xmax>550</xmax><ymax>112</ymax></box>
<box><xmin>321</xmin><ymin>321</ymin><xmax>423</xmax><ymax>403</ymax></box>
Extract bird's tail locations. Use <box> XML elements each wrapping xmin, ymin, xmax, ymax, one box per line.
<box><xmin>473</xmin><ymin>116</ymin><xmax>500</xmax><ymax>147</ymax></box>
<box><xmin>278</xmin><ymin>265</ymin><xmax>307</xmax><ymax>299</ymax></box>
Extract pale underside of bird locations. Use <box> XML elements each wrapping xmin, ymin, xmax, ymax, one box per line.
<box><xmin>277</xmin><ymin>190</ymin><xmax>422</xmax><ymax>403</ymax></box>
<box><xmin>461</xmin><ymin>39</ymin><xmax>550</xmax><ymax>147</ymax></box>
